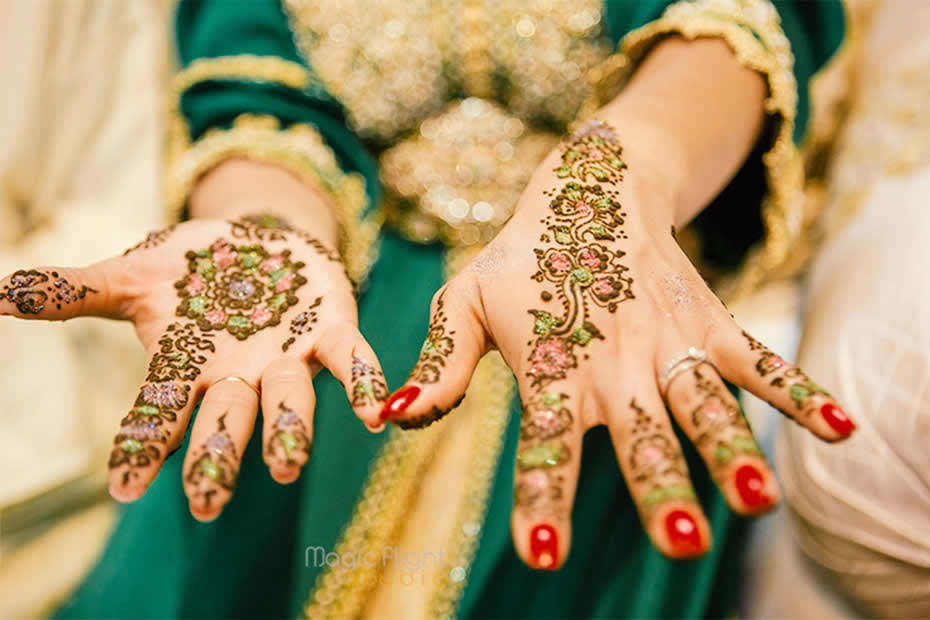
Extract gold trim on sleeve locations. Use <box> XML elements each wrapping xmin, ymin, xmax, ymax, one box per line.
<box><xmin>165</xmin><ymin>113</ymin><xmax>378</xmax><ymax>284</ymax></box>
<box><xmin>172</xmin><ymin>54</ymin><xmax>313</xmax><ymax>96</ymax></box>
<box><xmin>588</xmin><ymin>0</ymin><xmax>804</xmax><ymax>300</ymax></box>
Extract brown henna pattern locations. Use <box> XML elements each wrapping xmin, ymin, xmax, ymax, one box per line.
<box><xmin>350</xmin><ymin>354</ymin><xmax>388</xmax><ymax>407</ymax></box>
<box><xmin>690</xmin><ymin>367</ymin><xmax>761</xmax><ymax>472</ymax></box>
<box><xmin>2</xmin><ymin>269</ymin><xmax>97</xmax><ymax>314</ymax></box>
<box><xmin>281</xmin><ymin>296</ymin><xmax>323</xmax><ymax>352</ymax></box>
<box><xmin>408</xmin><ymin>289</ymin><xmax>455</xmax><ymax>384</ymax></box>
<box><xmin>514</xmin><ymin>121</ymin><xmax>634</xmax><ymax>516</ymax></box>
<box><xmin>231</xmin><ymin>214</ymin><xmax>342</xmax><ymax>262</ymax></box>
<box><xmin>391</xmin><ymin>394</ymin><xmax>465</xmax><ymax>430</ymax></box>
<box><xmin>742</xmin><ymin>330</ymin><xmax>830</xmax><ymax>416</ymax></box>
<box><xmin>109</xmin><ymin>323</ymin><xmax>214</xmax><ymax>486</ymax></box>
<box><xmin>123</xmin><ymin>226</ymin><xmax>177</xmax><ymax>256</ymax></box>
<box><xmin>628</xmin><ymin>399</ymin><xmax>696</xmax><ymax>512</ymax></box>
<box><xmin>174</xmin><ymin>238</ymin><xmax>307</xmax><ymax>340</ymax></box>
<box><xmin>185</xmin><ymin>413</ymin><xmax>239</xmax><ymax>508</ymax></box>
<box><xmin>265</xmin><ymin>403</ymin><xmax>311</xmax><ymax>467</ymax></box>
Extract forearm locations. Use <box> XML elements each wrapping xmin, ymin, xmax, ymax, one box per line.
<box><xmin>598</xmin><ymin>35</ymin><xmax>767</xmax><ymax>226</ymax></box>
<box><xmin>189</xmin><ymin>158</ymin><xmax>342</xmax><ymax>248</ymax></box>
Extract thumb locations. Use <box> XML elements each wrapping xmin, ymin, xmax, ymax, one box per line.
<box><xmin>380</xmin><ymin>276</ymin><xmax>488</xmax><ymax>429</ymax></box>
<box><xmin>0</xmin><ymin>262</ymin><xmax>125</xmax><ymax>321</ymax></box>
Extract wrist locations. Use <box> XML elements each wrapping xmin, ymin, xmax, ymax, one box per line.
<box><xmin>189</xmin><ymin>158</ymin><xmax>342</xmax><ymax>248</ymax></box>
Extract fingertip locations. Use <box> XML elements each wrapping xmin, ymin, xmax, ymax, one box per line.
<box><xmin>379</xmin><ymin>385</ymin><xmax>422</xmax><ymax>421</ymax></box>
<box><xmin>726</xmin><ymin>458</ymin><xmax>780</xmax><ymax>516</ymax></box>
<box><xmin>653</xmin><ymin>502</ymin><xmax>713</xmax><ymax>559</ymax></box>
<box><xmin>190</xmin><ymin>505</ymin><xmax>222</xmax><ymax>523</ymax></box>
<box><xmin>816</xmin><ymin>402</ymin><xmax>857</xmax><ymax>440</ymax></box>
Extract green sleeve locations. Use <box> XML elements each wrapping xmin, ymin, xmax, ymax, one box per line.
<box><xmin>601</xmin><ymin>0</ymin><xmax>845</xmax><ymax>287</ymax></box>
<box><xmin>174</xmin><ymin>0</ymin><xmax>381</xmax><ymax>216</ymax></box>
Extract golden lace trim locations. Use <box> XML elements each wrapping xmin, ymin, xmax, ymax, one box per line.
<box><xmin>165</xmin><ymin>113</ymin><xmax>377</xmax><ymax>284</ymax></box>
<box><xmin>589</xmin><ymin>0</ymin><xmax>804</xmax><ymax>300</ymax></box>
<box><xmin>172</xmin><ymin>54</ymin><xmax>312</xmax><ymax>96</ymax></box>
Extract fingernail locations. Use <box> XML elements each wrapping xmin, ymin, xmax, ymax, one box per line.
<box><xmin>821</xmin><ymin>403</ymin><xmax>855</xmax><ymax>436</ymax></box>
<box><xmin>735</xmin><ymin>464</ymin><xmax>772</xmax><ymax>508</ymax></box>
<box><xmin>530</xmin><ymin>524</ymin><xmax>558</xmax><ymax>570</ymax></box>
<box><xmin>665</xmin><ymin>509</ymin><xmax>703</xmax><ymax>555</ymax></box>
<box><xmin>380</xmin><ymin>385</ymin><xmax>421</xmax><ymax>421</ymax></box>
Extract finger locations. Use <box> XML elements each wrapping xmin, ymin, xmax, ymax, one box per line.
<box><xmin>380</xmin><ymin>279</ymin><xmax>487</xmax><ymax>429</ymax></box>
<box><xmin>182</xmin><ymin>377</ymin><xmax>259</xmax><ymax>521</ymax></box>
<box><xmin>107</xmin><ymin>322</ymin><xmax>216</xmax><ymax>502</ymax></box>
<box><xmin>0</xmin><ymin>264</ymin><xmax>121</xmax><ymax>320</ymax></box>
<box><xmin>606</xmin><ymin>387</ymin><xmax>713</xmax><ymax>559</ymax></box>
<box><xmin>312</xmin><ymin>322</ymin><xmax>390</xmax><ymax>430</ymax></box>
<box><xmin>712</xmin><ymin>328</ymin><xmax>856</xmax><ymax>441</ymax></box>
<box><xmin>511</xmin><ymin>384</ymin><xmax>583</xmax><ymax>571</ymax></box>
<box><xmin>260</xmin><ymin>357</ymin><xmax>315</xmax><ymax>483</ymax></box>
<box><xmin>664</xmin><ymin>362</ymin><xmax>779</xmax><ymax>515</ymax></box>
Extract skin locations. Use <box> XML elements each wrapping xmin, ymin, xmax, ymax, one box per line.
<box><xmin>0</xmin><ymin>37</ymin><xmax>856</xmax><ymax>563</ymax></box>
<box><xmin>381</xmin><ymin>36</ymin><xmax>857</xmax><ymax>567</ymax></box>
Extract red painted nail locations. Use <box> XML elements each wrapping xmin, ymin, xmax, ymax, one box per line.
<box><xmin>665</xmin><ymin>509</ymin><xmax>702</xmax><ymax>555</ymax></box>
<box><xmin>821</xmin><ymin>403</ymin><xmax>855</xmax><ymax>436</ymax></box>
<box><xmin>530</xmin><ymin>524</ymin><xmax>558</xmax><ymax>570</ymax></box>
<box><xmin>379</xmin><ymin>385</ymin><xmax>421</xmax><ymax>421</ymax></box>
<box><xmin>735</xmin><ymin>464</ymin><xmax>772</xmax><ymax>508</ymax></box>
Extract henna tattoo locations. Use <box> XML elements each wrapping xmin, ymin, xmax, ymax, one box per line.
<box><xmin>185</xmin><ymin>413</ymin><xmax>239</xmax><ymax>508</ymax></box>
<box><xmin>514</xmin><ymin>121</ymin><xmax>634</xmax><ymax>517</ymax></box>
<box><xmin>123</xmin><ymin>226</ymin><xmax>176</xmax><ymax>256</ymax></box>
<box><xmin>628</xmin><ymin>399</ymin><xmax>695</xmax><ymax>511</ymax></box>
<box><xmin>230</xmin><ymin>214</ymin><xmax>342</xmax><ymax>262</ymax></box>
<box><xmin>282</xmin><ymin>297</ymin><xmax>323</xmax><ymax>352</ymax></box>
<box><xmin>390</xmin><ymin>394</ymin><xmax>465</xmax><ymax>430</ymax></box>
<box><xmin>350</xmin><ymin>354</ymin><xmax>388</xmax><ymax>407</ymax></box>
<box><xmin>265</xmin><ymin>403</ymin><xmax>311</xmax><ymax>466</ymax></box>
<box><xmin>408</xmin><ymin>289</ymin><xmax>455</xmax><ymax>384</ymax></box>
<box><xmin>2</xmin><ymin>270</ymin><xmax>97</xmax><ymax>314</ymax></box>
<box><xmin>146</xmin><ymin>323</ymin><xmax>215</xmax><ymax>383</ymax></box>
<box><xmin>742</xmin><ymin>330</ymin><xmax>830</xmax><ymax>416</ymax></box>
<box><xmin>690</xmin><ymin>368</ymin><xmax>761</xmax><ymax>470</ymax></box>
<box><xmin>174</xmin><ymin>238</ymin><xmax>307</xmax><ymax>340</ymax></box>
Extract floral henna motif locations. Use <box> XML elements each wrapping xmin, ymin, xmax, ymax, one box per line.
<box><xmin>628</xmin><ymin>399</ymin><xmax>695</xmax><ymax>512</ymax></box>
<box><xmin>2</xmin><ymin>269</ymin><xmax>98</xmax><ymax>314</ymax></box>
<box><xmin>409</xmin><ymin>289</ymin><xmax>456</xmax><ymax>384</ymax></box>
<box><xmin>282</xmin><ymin>297</ymin><xmax>323</xmax><ymax>352</ymax></box>
<box><xmin>350</xmin><ymin>355</ymin><xmax>388</xmax><ymax>407</ymax></box>
<box><xmin>174</xmin><ymin>238</ymin><xmax>307</xmax><ymax>340</ymax></box>
<box><xmin>515</xmin><ymin>121</ymin><xmax>634</xmax><ymax>518</ymax></box>
<box><xmin>742</xmin><ymin>330</ymin><xmax>830</xmax><ymax>416</ymax></box>
<box><xmin>690</xmin><ymin>368</ymin><xmax>761</xmax><ymax>472</ymax></box>
<box><xmin>110</xmin><ymin>323</ymin><xmax>214</xmax><ymax>487</ymax></box>
<box><xmin>123</xmin><ymin>226</ymin><xmax>177</xmax><ymax>256</ymax></box>
<box><xmin>185</xmin><ymin>413</ymin><xmax>239</xmax><ymax>508</ymax></box>
<box><xmin>265</xmin><ymin>403</ymin><xmax>311</xmax><ymax>467</ymax></box>
<box><xmin>231</xmin><ymin>214</ymin><xmax>342</xmax><ymax>262</ymax></box>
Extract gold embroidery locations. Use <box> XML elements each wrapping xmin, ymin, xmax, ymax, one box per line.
<box><xmin>172</xmin><ymin>55</ymin><xmax>312</xmax><ymax>97</ymax></box>
<box><xmin>597</xmin><ymin>0</ymin><xmax>803</xmax><ymax>300</ymax></box>
<box><xmin>165</xmin><ymin>114</ymin><xmax>377</xmax><ymax>284</ymax></box>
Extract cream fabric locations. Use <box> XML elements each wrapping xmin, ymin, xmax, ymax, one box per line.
<box><xmin>770</xmin><ymin>0</ymin><xmax>930</xmax><ymax>616</ymax></box>
<box><xmin>0</xmin><ymin>0</ymin><xmax>167</xmax><ymax>616</ymax></box>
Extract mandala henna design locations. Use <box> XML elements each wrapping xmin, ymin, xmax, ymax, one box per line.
<box><xmin>515</xmin><ymin>121</ymin><xmax>634</xmax><ymax>518</ymax></box>
<box><xmin>350</xmin><ymin>354</ymin><xmax>388</xmax><ymax>407</ymax></box>
<box><xmin>2</xmin><ymin>269</ymin><xmax>98</xmax><ymax>314</ymax></box>
<box><xmin>628</xmin><ymin>399</ymin><xmax>696</xmax><ymax>512</ymax></box>
<box><xmin>123</xmin><ymin>226</ymin><xmax>177</xmax><ymax>256</ymax></box>
<box><xmin>174</xmin><ymin>239</ymin><xmax>307</xmax><ymax>340</ymax></box>
<box><xmin>409</xmin><ymin>289</ymin><xmax>455</xmax><ymax>384</ymax></box>
<box><xmin>265</xmin><ymin>403</ymin><xmax>311</xmax><ymax>467</ymax></box>
<box><xmin>689</xmin><ymin>368</ymin><xmax>761</xmax><ymax>471</ymax></box>
<box><xmin>185</xmin><ymin>413</ymin><xmax>239</xmax><ymax>508</ymax></box>
<box><xmin>742</xmin><ymin>330</ymin><xmax>831</xmax><ymax>417</ymax></box>
<box><xmin>282</xmin><ymin>296</ymin><xmax>323</xmax><ymax>352</ymax></box>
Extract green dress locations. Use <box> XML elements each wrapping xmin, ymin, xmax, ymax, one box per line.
<box><xmin>58</xmin><ymin>0</ymin><xmax>844</xmax><ymax>617</ymax></box>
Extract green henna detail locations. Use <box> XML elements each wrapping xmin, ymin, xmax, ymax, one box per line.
<box><xmin>517</xmin><ymin>441</ymin><xmax>569</xmax><ymax>470</ymax></box>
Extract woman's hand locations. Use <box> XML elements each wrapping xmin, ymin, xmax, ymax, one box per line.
<box><xmin>0</xmin><ymin>213</ymin><xmax>388</xmax><ymax>520</ymax></box>
<box><xmin>379</xmin><ymin>120</ymin><xmax>857</xmax><ymax>568</ymax></box>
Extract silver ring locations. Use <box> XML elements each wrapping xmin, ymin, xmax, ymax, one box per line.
<box><xmin>659</xmin><ymin>347</ymin><xmax>709</xmax><ymax>396</ymax></box>
<box><xmin>210</xmin><ymin>376</ymin><xmax>260</xmax><ymax>398</ymax></box>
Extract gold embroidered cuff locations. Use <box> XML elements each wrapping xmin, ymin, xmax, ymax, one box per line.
<box><xmin>584</xmin><ymin>0</ymin><xmax>805</xmax><ymax>300</ymax></box>
<box><xmin>166</xmin><ymin>113</ymin><xmax>378</xmax><ymax>285</ymax></box>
